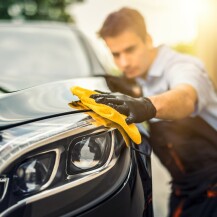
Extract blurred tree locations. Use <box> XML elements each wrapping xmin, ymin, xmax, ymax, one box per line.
<box><xmin>0</xmin><ymin>0</ymin><xmax>84</xmax><ymax>22</ymax></box>
<box><xmin>172</xmin><ymin>42</ymin><xmax>196</xmax><ymax>56</ymax></box>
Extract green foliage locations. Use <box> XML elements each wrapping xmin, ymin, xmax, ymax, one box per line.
<box><xmin>0</xmin><ymin>0</ymin><xmax>84</xmax><ymax>22</ymax></box>
<box><xmin>172</xmin><ymin>42</ymin><xmax>196</xmax><ymax>55</ymax></box>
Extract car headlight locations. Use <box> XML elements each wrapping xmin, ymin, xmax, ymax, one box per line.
<box><xmin>68</xmin><ymin>131</ymin><xmax>112</xmax><ymax>174</ymax></box>
<box><xmin>13</xmin><ymin>151</ymin><xmax>56</xmax><ymax>194</ymax></box>
<box><xmin>0</xmin><ymin>113</ymin><xmax>125</xmax><ymax>208</ymax></box>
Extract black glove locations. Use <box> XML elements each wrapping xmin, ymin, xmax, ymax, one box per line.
<box><xmin>102</xmin><ymin>75</ymin><xmax>142</xmax><ymax>98</ymax></box>
<box><xmin>90</xmin><ymin>92</ymin><xmax>156</xmax><ymax>124</ymax></box>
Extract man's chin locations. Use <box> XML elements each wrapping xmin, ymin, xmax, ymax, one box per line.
<box><xmin>125</xmin><ymin>72</ymin><xmax>140</xmax><ymax>79</ymax></box>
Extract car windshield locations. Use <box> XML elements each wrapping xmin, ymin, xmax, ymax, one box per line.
<box><xmin>0</xmin><ymin>25</ymin><xmax>90</xmax><ymax>91</ymax></box>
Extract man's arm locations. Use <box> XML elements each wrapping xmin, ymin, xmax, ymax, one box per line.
<box><xmin>149</xmin><ymin>84</ymin><xmax>198</xmax><ymax>120</ymax></box>
<box><xmin>90</xmin><ymin>84</ymin><xmax>198</xmax><ymax>124</ymax></box>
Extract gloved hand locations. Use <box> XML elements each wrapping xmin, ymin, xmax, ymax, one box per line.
<box><xmin>90</xmin><ymin>92</ymin><xmax>156</xmax><ymax>124</ymax></box>
<box><xmin>102</xmin><ymin>74</ymin><xmax>142</xmax><ymax>98</ymax></box>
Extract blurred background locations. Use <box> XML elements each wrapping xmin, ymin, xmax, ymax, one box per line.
<box><xmin>70</xmin><ymin>0</ymin><xmax>217</xmax><ymax>89</ymax></box>
<box><xmin>1</xmin><ymin>0</ymin><xmax>217</xmax><ymax>87</ymax></box>
<box><xmin>1</xmin><ymin>0</ymin><xmax>217</xmax><ymax>216</ymax></box>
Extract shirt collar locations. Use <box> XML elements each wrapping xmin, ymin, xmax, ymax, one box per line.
<box><xmin>146</xmin><ymin>44</ymin><xmax>173</xmax><ymax>78</ymax></box>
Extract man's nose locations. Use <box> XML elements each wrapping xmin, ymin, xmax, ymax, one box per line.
<box><xmin>118</xmin><ymin>54</ymin><xmax>129</xmax><ymax>68</ymax></box>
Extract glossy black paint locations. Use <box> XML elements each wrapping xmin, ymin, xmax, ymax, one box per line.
<box><xmin>73</xmin><ymin>152</ymin><xmax>147</xmax><ymax>217</ymax></box>
<box><xmin>2</xmin><ymin>144</ymin><xmax>152</xmax><ymax>217</ymax></box>
<box><xmin>0</xmin><ymin>78</ymin><xmax>109</xmax><ymax>130</ymax></box>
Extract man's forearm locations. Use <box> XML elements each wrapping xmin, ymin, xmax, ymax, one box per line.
<box><xmin>149</xmin><ymin>84</ymin><xmax>197</xmax><ymax>120</ymax></box>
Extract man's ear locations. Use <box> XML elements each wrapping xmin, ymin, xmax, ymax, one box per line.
<box><xmin>145</xmin><ymin>33</ymin><xmax>153</xmax><ymax>49</ymax></box>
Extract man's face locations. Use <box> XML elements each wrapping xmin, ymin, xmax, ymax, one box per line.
<box><xmin>104</xmin><ymin>29</ymin><xmax>154</xmax><ymax>79</ymax></box>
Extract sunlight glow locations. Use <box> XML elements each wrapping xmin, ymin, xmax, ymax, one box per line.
<box><xmin>179</xmin><ymin>0</ymin><xmax>212</xmax><ymax>29</ymax></box>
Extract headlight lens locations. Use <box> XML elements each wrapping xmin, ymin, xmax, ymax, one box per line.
<box><xmin>68</xmin><ymin>131</ymin><xmax>112</xmax><ymax>173</ymax></box>
<box><xmin>13</xmin><ymin>152</ymin><xmax>55</xmax><ymax>194</ymax></box>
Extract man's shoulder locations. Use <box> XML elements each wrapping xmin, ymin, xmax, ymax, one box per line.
<box><xmin>160</xmin><ymin>45</ymin><xmax>206</xmax><ymax>71</ymax></box>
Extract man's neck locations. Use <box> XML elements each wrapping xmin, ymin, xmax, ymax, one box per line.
<box><xmin>141</xmin><ymin>47</ymin><xmax>158</xmax><ymax>80</ymax></box>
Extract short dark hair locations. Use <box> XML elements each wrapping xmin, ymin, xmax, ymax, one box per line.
<box><xmin>98</xmin><ymin>7</ymin><xmax>147</xmax><ymax>41</ymax></box>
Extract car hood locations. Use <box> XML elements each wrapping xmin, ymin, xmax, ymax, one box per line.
<box><xmin>0</xmin><ymin>77</ymin><xmax>108</xmax><ymax>130</ymax></box>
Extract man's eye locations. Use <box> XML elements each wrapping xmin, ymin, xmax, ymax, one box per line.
<box><xmin>126</xmin><ymin>47</ymin><xmax>135</xmax><ymax>53</ymax></box>
<box><xmin>112</xmin><ymin>53</ymin><xmax>119</xmax><ymax>58</ymax></box>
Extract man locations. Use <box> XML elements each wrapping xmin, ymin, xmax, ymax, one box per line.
<box><xmin>91</xmin><ymin>7</ymin><xmax>217</xmax><ymax>217</ymax></box>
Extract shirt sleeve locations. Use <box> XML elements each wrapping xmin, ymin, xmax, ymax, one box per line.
<box><xmin>167</xmin><ymin>61</ymin><xmax>213</xmax><ymax>115</ymax></box>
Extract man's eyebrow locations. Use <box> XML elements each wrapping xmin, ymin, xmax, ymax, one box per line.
<box><xmin>112</xmin><ymin>44</ymin><xmax>137</xmax><ymax>56</ymax></box>
<box><xmin>125</xmin><ymin>44</ymin><xmax>137</xmax><ymax>52</ymax></box>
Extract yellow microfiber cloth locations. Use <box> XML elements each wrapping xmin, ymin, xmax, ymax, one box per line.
<box><xmin>69</xmin><ymin>86</ymin><xmax>141</xmax><ymax>145</ymax></box>
<box><xmin>69</xmin><ymin>101</ymin><xmax>130</xmax><ymax>146</ymax></box>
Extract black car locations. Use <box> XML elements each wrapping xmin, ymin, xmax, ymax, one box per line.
<box><xmin>0</xmin><ymin>22</ymin><xmax>153</xmax><ymax>217</ymax></box>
